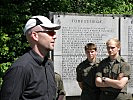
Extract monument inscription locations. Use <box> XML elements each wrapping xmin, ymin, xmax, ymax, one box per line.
<box><xmin>53</xmin><ymin>15</ymin><xmax>119</xmax><ymax>96</ymax></box>
<box><xmin>121</xmin><ymin>17</ymin><xmax>133</xmax><ymax>93</ymax></box>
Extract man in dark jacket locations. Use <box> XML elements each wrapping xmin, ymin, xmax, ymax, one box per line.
<box><xmin>0</xmin><ymin>15</ymin><xmax>61</xmax><ymax>100</ymax></box>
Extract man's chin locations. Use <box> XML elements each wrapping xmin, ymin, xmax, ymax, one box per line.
<box><xmin>109</xmin><ymin>54</ymin><xmax>115</xmax><ymax>56</ymax></box>
<box><xmin>49</xmin><ymin>48</ymin><xmax>54</xmax><ymax>51</ymax></box>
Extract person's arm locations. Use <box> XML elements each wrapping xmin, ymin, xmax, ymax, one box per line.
<box><xmin>103</xmin><ymin>62</ymin><xmax>131</xmax><ymax>89</ymax></box>
<box><xmin>102</xmin><ymin>75</ymin><xmax>128</xmax><ymax>89</ymax></box>
<box><xmin>95</xmin><ymin>60</ymin><xmax>110</xmax><ymax>87</ymax></box>
<box><xmin>96</xmin><ymin>73</ymin><xmax>128</xmax><ymax>89</ymax></box>
<box><xmin>95</xmin><ymin>77</ymin><xmax>110</xmax><ymax>87</ymax></box>
<box><xmin>95</xmin><ymin>64</ymin><xmax>109</xmax><ymax>87</ymax></box>
<box><xmin>76</xmin><ymin>65</ymin><xmax>83</xmax><ymax>90</ymax></box>
<box><xmin>58</xmin><ymin>95</ymin><xmax>65</xmax><ymax>100</ymax></box>
<box><xmin>56</xmin><ymin>74</ymin><xmax>66</xmax><ymax>100</ymax></box>
<box><xmin>78</xmin><ymin>82</ymin><xmax>83</xmax><ymax>90</ymax></box>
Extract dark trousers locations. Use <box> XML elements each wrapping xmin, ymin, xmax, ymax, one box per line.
<box><xmin>81</xmin><ymin>91</ymin><xmax>100</xmax><ymax>100</ymax></box>
<box><xmin>99</xmin><ymin>91</ymin><xmax>132</xmax><ymax>100</ymax></box>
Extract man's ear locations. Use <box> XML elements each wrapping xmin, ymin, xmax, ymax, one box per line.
<box><xmin>31</xmin><ymin>31</ymin><xmax>38</xmax><ymax>41</ymax></box>
<box><xmin>96</xmin><ymin>51</ymin><xmax>97</xmax><ymax>55</ymax></box>
<box><xmin>118</xmin><ymin>47</ymin><xmax>120</xmax><ymax>51</ymax></box>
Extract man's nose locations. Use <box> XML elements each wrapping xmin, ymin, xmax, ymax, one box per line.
<box><xmin>53</xmin><ymin>34</ymin><xmax>56</xmax><ymax>39</ymax></box>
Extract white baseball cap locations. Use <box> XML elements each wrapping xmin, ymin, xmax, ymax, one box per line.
<box><xmin>23</xmin><ymin>15</ymin><xmax>61</xmax><ymax>35</ymax></box>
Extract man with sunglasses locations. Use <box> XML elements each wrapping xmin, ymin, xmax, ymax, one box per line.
<box><xmin>96</xmin><ymin>38</ymin><xmax>132</xmax><ymax>100</ymax></box>
<box><xmin>0</xmin><ymin>15</ymin><xmax>61</xmax><ymax>100</ymax></box>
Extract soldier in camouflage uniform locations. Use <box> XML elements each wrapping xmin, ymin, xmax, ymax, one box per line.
<box><xmin>96</xmin><ymin>38</ymin><xmax>132</xmax><ymax>100</ymax></box>
<box><xmin>55</xmin><ymin>72</ymin><xmax>66</xmax><ymax>100</ymax></box>
<box><xmin>76</xmin><ymin>43</ymin><xmax>101</xmax><ymax>100</ymax></box>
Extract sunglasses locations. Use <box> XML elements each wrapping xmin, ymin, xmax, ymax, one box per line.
<box><xmin>35</xmin><ymin>31</ymin><xmax>56</xmax><ymax>36</ymax></box>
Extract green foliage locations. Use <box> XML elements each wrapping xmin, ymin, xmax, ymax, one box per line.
<box><xmin>0</xmin><ymin>0</ymin><xmax>31</xmax><ymax>86</ymax></box>
<box><xmin>0</xmin><ymin>31</ymin><xmax>10</xmax><ymax>56</ymax></box>
<box><xmin>0</xmin><ymin>0</ymin><xmax>133</xmax><ymax>87</ymax></box>
<box><xmin>0</xmin><ymin>62</ymin><xmax>11</xmax><ymax>86</ymax></box>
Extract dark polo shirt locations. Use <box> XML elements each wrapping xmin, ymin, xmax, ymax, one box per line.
<box><xmin>0</xmin><ymin>50</ymin><xmax>56</xmax><ymax>100</ymax></box>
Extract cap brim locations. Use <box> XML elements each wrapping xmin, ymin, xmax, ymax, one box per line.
<box><xmin>40</xmin><ymin>23</ymin><xmax>61</xmax><ymax>30</ymax></box>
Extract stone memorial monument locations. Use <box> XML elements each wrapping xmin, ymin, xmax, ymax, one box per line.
<box><xmin>120</xmin><ymin>17</ymin><xmax>133</xmax><ymax>94</ymax></box>
<box><xmin>53</xmin><ymin>14</ymin><xmax>119</xmax><ymax>96</ymax></box>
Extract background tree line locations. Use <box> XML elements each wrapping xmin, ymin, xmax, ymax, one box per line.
<box><xmin>0</xmin><ymin>0</ymin><xmax>133</xmax><ymax>86</ymax></box>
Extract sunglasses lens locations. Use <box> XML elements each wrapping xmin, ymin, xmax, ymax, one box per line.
<box><xmin>47</xmin><ymin>31</ymin><xmax>56</xmax><ymax>36</ymax></box>
<box><xmin>35</xmin><ymin>31</ymin><xmax>56</xmax><ymax>36</ymax></box>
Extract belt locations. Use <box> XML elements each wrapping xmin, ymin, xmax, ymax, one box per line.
<box><xmin>102</xmin><ymin>91</ymin><xmax>126</xmax><ymax>95</ymax></box>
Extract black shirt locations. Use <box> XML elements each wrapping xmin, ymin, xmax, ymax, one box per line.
<box><xmin>0</xmin><ymin>50</ymin><xmax>56</xmax><ymax>100</ymax></box>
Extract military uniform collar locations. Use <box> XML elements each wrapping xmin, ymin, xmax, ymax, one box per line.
<box><xmin>108</xmin><ymin>55</ymin><xmax>121</xmax><ymax>63</ymax></box>
<box><xmin>116</xmin><ymin>56</ymin><xmax>121</xmax><ymax>63</ymax></box>
<box><xmin>95</xmin><ymin>58</ymin><xmax>100</xmax><ymax>63</ymax></box>
<box><xmin>86</xmin><ymin>58</ymin><xmax>100</xmax><ymax>65</ymax></box>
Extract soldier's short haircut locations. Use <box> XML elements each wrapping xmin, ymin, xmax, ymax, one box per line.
<box><xmin>106</xmin><ymin>38</ymin><xmax>121</xmax><ymax>48</ymax></box>
<box><xmin>85</xmin><ymin>43</ymin><xmax>97</xmax><ymax>51</ymax></box>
